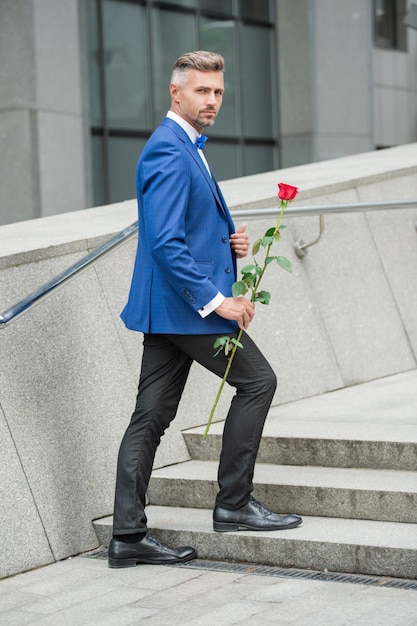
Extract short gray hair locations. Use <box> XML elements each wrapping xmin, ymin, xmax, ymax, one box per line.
<box><xmin>171</xmin><ymin>51</ymin><xmax>225</xmax><ymax>86</ymax></box>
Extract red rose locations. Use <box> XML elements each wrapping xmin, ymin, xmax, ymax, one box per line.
<box><xmin>277</xmin><ymin>182</ymin><xmax>299</xmax><ymax>201</ymax></box>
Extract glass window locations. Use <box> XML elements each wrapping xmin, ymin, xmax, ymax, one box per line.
<box><xmin>87</xmin><ymin>0</ymin><xmax>102</xmax><ymax>127</ymax></box>
<box><xmin>87</xmin><ymin>0</ymin><xmax>279</xmax><ymax>206</ymax></box>
<box><xmin>243</xmin><ymin>144</ymin><xmax>276</xmax><ymax>176</ymax></box>
<box><xmin>206</xmin><ymin>142</ymin><xmax>240</xmax><ymax>181</ymax></box>
<box><xmin>240</xmin><ymin>0</ymin><xmax>273</xmax><ymax>22</ymax></box>
<box><xmin>200</xmin><ymin>0</ymin><xmax>234</xmax><ymax>17</ymax></box>
<box><xmin>241</xmin><ymin>24</ymin><xmax>274</xmax><ymax>138</ymax></box>
<box><xmin>92</xmin><ymin>135</ymin><xmax>106</xmax><ymax>206</ymax></box>
<box><xmin>107</xmin><ymin>136</ymin><xmax>146</xmax><ymax>203</ymax></box>
<box><xmin>151</xmin><ymin>8</ymin><xmax>197</xmax><ymax>123</ymax></box>
<box><xmin>374</xmin><ymin>0</ymin><xmax>396</xmax><ymax>45</ymax></box>
<box><xmin>102</xmin><ymin>0</ymin><xmax>150</xmax><ymax>130</ymax></box>
<box><xmin>157</xmin><ymin>0</ymin><xmax>196</xmax><ymax>7</ymax></box>
<box><xmin>200</xmin><ymin>18</ymin><xmax>239</xmax><ymax>137</ymax></box>
<box><xmin>373</xmin><ymin>0</ymin><xmax>407</xmax><ymax>50</ymax></box>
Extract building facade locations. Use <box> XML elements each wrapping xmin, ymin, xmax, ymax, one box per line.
<box><xmin>0</xmin><ymin>0</ymin><xmax>416</xmax><ymax>225</ymax></box>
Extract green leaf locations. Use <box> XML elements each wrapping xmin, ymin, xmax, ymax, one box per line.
<box><xmin>213</xmin><ymin>336</ymin><xmax>229</xmax><ymax>349</ymax></box>
<box><xmin>254</xmin><ymin>291</ymin><xmax>271</xmax><ymax>305</ymax></box>
<box><xmin>276</xmin><ymin>256</ymin><xmax>293</xmax><ymax>272</ymax></box>
<box><xmin>252</xmin><ymin>239</ymin><xmax>261</xmax><ymax>255</ymax></box>
<box><xmin>265</xmin><ymin>256</ymin><xmax>276</xmax><ymax>265</ymax></box>
<box><xmin>213</xmin><ymin>335</ymin><xmax>231</xmax><ymax>357</ymax></box>
<box><xmin>232</xmin><ymin>281</ymin><xmax>247</xmax><ymax>297</ymax></box>
<box><xmin>241</xmin><ymin>264</ymin><xmax>255</xmax><ymax>274</ymax></box>
<box><xmin>224</xmin><ymin>341</ymin><xmax>232</xmax><ymax>356</ymax></box>
<box><xmin>273</xmin><ymin>231</ymin><xmax>281</xmax><ymax>241</ymax></box>
<box><xmin>213</xmin><ymin>335</ymin><xmax>244</xmax><ymax>357</ymax></box>
<box><xmin>261</xmin><ymin>236</ymin><xmax>274</xmax><ymax>247</ymax></box>
<box><xmin>279</xmin><ymin>224</ymin><xmax>287</xmax><ymax>229</ymax></box>
<box><xmin>243</xmin><ymin>275</ymin><xmax>255</xmax><ymax>289</ymax></box>
<box><xmin>264</xmin><ymin>227</ymin><xmax>276</xmax><ymax>237</ymax></box>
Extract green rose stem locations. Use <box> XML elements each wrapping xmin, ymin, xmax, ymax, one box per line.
<box><xmin>203</xmin><ymin>199</ymin><xmax>288</xmax><ymax>440</ymax></box>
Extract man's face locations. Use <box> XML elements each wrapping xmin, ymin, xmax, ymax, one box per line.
<box><xmin>170</xmin><ymin>69</ymin><xmax>224</xmax><ymax>132</ymax></box>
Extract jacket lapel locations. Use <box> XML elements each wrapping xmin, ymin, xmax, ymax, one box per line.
<box><xmin>184</xmin><ymin>142</ymin><xmax>228</xmax><ymax>214</ymax></box>
<box><xmin>161</xmin><ymin>118</ymin><xmax>230</xmax><ymax>219</ymax></box>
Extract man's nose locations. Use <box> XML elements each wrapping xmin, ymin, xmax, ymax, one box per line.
<box><xmin>206</xmin><ymin>91</ymin><xmax>217</xmax><ymax>105</ymax></box>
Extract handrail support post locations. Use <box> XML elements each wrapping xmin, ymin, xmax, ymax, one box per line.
<box><xmin>293</xmin><ymin>214</ymin><xmax>325</xmax><ymax>258</ymax></box>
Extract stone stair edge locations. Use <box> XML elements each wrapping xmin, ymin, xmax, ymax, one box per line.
<box><xmin>183</xmin><ymin>423</ymin><xmax>417</xmax><ymax>471</ymax></box>
<box><xmin>183</xmin><ymin>421</ymin><xmax>417</xmax><ymax>443</ymax></box>
<box><xmin>92</xmin><ymin>508</ymin><xmax>417</xmax><ymax>550</ymax></box>
<box><xmin>92</xmin><ymin>509</ymin><xmax>417</xmax><ymax>578</ymax></box>
<box><xmin>147</xmin><ymin>461</ymin><xmax>417</xmax><ymax>523</ymax></box>
<box><xmin>150</xmin><ymin>459</ymin><xmax>417</xmax><ymax>492</ymax></box>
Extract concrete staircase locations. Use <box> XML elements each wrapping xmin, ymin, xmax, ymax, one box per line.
<box><xmin>93</xmin><ymin>370</ymin><xmax>417</xmax><ymax>579</ymax></box>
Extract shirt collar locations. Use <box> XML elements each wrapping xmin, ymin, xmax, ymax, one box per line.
<box><xmin>166</xmin><ymin>110</ymin><xmax>201</xmax><ymax>144</ymax></box>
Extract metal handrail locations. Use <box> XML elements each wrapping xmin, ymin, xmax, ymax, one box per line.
<box><xmin>1</xmin><ymin>199</ymin><xmax>416</xmax><ymax>328</ymax></box>
<box><xmin>231</xmin><ymin>198</ymin><xmax>417</xmax><ymax>219</ymax></box>
<box><xmin>0</xmin><ymin>221</ymin><xmax>138</xmax><ymax>327</ymax></box>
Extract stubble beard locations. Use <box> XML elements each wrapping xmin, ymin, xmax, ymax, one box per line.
<box><xmin>195</xmin><ymin>111</ymin><xmax>217</xmax><ymax>128</ymax></box>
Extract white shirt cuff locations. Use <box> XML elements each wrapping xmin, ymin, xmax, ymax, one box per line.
<box><xmin>198</xmin><ymin>292</ymin><xmax>225</xmax><ymax>318</ymax></box>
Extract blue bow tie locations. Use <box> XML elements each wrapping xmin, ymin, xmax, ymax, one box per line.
<box><xmin>195</xmin><ymin>135</ymin><xmax>208</xmax><ymax>150</ymax></box>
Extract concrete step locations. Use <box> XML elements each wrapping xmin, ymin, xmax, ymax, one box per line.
<box><xmin>185</xmin><ymin>370</ymin><xmax>417</xmax><ymax>470</ymax></box>
<box><xmin>148</xmin><ymin>459</ymin><xmax>417</xmax><ymax>523</ymax></box>
<box><xmin>93</xmin><ymin>507</ymin><xmax>417</xmax><ymax>580</ymax></box>
<box><xmin>184</xmin><ymin>419</ymin><xmax>417</xmax><ymax>470</ymax></box>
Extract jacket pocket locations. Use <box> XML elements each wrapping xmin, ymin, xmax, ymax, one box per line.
<box><xmin>195</xmin><ymin>262</ymin><xmax>213</xmax><ymax>279</ymax></box>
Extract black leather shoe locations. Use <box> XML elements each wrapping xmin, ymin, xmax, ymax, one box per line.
<box><xmin>213</xmin><ymin>496</ymin><xmax>302</xmax><ymax>532</ymax></box>
<box><xmin>108</xmin><ymin>533</ymin><xmax>197</xmax><ymax>568</ymax></box>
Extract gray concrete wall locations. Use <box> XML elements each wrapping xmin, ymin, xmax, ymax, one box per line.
<box><xmin>0</xmin><ymin>0</ymin><xmax>90</xmax><ymax>225</ymax></box>
<box><xmin>276</xmin><ymin>0</ymin><xmax>375</xmax><ymax>166</ymax></box>
<box><xmin>0</xmin><ymin>145</ymin><xmax>416</xmax><ymax>578</ymax></box>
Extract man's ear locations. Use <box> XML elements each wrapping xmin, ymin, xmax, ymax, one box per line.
<box><xmin>170</xmin><ymin>83</ymin><xmax>179</xmax><ymax>101</ymax></box>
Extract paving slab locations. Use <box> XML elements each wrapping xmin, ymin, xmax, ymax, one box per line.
<box><xmin>1</xmin><ymin>553</ymin><xmax>417</xmax><ymax>626</ymax></box>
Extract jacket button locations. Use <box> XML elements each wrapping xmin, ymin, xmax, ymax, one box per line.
<box><xmin>225</xmin><ymin>266</ymin><xmax>231</xmax><ymax>273</ymax></box>
<box><xmin>222</xmin><ymin>236</ymin><xmax>228</xmax><ymax>243</ymax></box>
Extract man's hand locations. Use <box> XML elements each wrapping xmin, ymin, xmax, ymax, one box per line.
<box><xmin>230</xmin><ymin>223</ymin><xmax>250</xmax><ymax>258</ymax></box>
<box><xmin>215</xmin><ymin>297</ymin><xmax>255</xmax><ymax>330</ymax></box>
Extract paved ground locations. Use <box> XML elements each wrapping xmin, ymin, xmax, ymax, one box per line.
<box><xmin>1</xmin><ymin>552</ymin><xmax>417</xmax><ymax>626</ymax></box>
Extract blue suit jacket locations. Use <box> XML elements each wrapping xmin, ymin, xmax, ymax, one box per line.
<box><xmin>121</xmin><ymin>117</ymin><xmax>238</xmax><ymax>335</ymax></box>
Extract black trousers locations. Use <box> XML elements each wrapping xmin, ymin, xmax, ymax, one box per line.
<box><xmin>112</xmin><ymin>331</ymin><xmax>277</xmax><ymax>535</ymax></box>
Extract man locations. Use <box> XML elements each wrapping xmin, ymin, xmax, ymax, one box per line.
<box><xmin>108</xmin><ymin>51</ymin><xmax>302</xmax><ymax>569</ymax></box>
